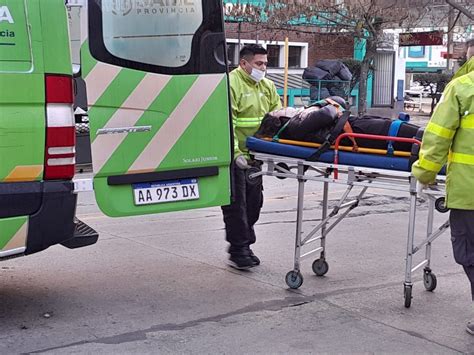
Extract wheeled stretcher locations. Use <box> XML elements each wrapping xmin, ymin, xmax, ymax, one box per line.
<box><xmin>246</xmin><ymin>133</ymin><xmax>449</xmax><ymax>308</ymax></box>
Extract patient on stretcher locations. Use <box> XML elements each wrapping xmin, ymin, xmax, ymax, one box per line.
<box><xmin>254</xmin><ymin>96</ymin><xmax>422</xmax><ymax>152</ymax></box>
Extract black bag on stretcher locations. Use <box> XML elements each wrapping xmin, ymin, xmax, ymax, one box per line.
<box><xmin>254</xmin><ymin>96</ymin><xmax>424</xmax><ymax>159</ymax></box>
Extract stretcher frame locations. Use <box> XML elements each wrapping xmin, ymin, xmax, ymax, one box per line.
<box><xmin>248</xmin><ymin>136</ymin><xmax>449</xmax><ymax>308</ymax></box>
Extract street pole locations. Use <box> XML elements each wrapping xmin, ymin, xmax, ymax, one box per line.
<box><xmin>446</xmin><ymin>6</ymin><xmax>454</xmax><ymax>72</ymax></box>
<box><xmin>283</xmin><ymin>37</ymin><xmax>289</xmax><ymax>107</ymax></box>
<box><xmin>238</xmin><ymin>21</ymin><xmax>241</xmax><ymax>50</ymax></box>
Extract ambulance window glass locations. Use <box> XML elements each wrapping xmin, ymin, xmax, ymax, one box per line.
<box><xmin>99</xmin><ymin>0</ymin><xmax>203</xmax><ymax>68</ymax></box>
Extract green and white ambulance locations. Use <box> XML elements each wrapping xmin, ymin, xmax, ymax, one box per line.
<box><xmin>0</xmin><ymin>0</ymin><xmax>232</xmax><ymax>260</ymax></box>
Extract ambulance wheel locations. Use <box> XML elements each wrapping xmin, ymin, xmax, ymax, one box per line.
<box><xmin>435</xmin><ymin>197</ymin><xmax>449</xmax><ymax>213</ymax></box>
<box><xmin>404</xmin><ymin>284</ymin><xmax>412</xmax><ymax>308</ymax></box>
<box><xmin>245</xmin><ymin>167</ymin><xmax>261</xmax><ymax>185</ymax></box>
<box><xmin>423</xmin><ymin>271</ymin><xmax>437</xmax><ymax>292</ymax></box>
<box><xmin>285</xmin><ymin>270</ymin><xmax>303</xmax><ymax>289</ymax></box>
<box><xmin>312</xmin><ymin>259</ymin><xmax>329</xmax><ymax>276</ymax></box>
<box><xmin>276</xmin><ymin>163</ymin><xmax>289</xmax><ymax>179</ymax></box>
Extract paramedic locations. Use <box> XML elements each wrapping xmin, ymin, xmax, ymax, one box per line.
<box><xmin>411</xmin><ymin>50</ymin><xmax>473</xmax><ymax>334</ymax></box>
<box><xmin>222</xmin><ymin>44</ymin><xmax>282</xmax><ymax>269</ymax></box>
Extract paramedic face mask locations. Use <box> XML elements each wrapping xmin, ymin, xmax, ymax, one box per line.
<box><xmin>242</xmin><ymin>54</ymin><xmax>268</xmax><ymax>83</ymax></box>
<box><xmin>249</xmin><ymin>67</ymin><xmax>265</xmax><ymax>82</ymax></box>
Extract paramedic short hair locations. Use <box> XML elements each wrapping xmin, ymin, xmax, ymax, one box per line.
<box><xmin>240</xmin><ymin>44</ymin><xmax>268</xmax><ymax>61</ymax></box>
<box><xmin>467</xmin><ymin>39</ymin><xmax>474</xmax><ymax>60</ymax></box>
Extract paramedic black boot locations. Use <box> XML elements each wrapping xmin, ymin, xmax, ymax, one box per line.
<box><xmin>249</xmin><ymin>249</ymin><xmax>260</xmax><ymax>266</ymax></box>
<box><xmin>228</xmin><ymin>250</ymin><xmax>255</xmax><ymax>270</ymax></box>
<box><xmin>466</xmin><ymin>321</ymin><xmax>474</xmax><ymax>335</ymax></box>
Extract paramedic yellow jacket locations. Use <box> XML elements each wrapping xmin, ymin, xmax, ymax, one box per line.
<box><xmin>412</xmin><ymin>64</ymin><xmax>474</xmax><ymax>209</ymax></box>
<box><xmin>229</xmin><ymin>67</ymin><xmax>282</xmax><ymax>159</ymax></box>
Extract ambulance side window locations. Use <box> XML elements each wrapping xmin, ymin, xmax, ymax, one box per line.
<box><xmin>88</xmin><ymin>0</ymin><xmax>226</xmax><ymax>75</ymax></box>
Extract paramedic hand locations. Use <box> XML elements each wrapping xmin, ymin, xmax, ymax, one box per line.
<box><xmin>235</xmin><ymin>155</ymin><xmax>251</xmax><ymax>170</ymax></box>
<box><xmin>416</xmin><ymin>181</ymin><xmax>428</xmax><ymax>199</ymax></box>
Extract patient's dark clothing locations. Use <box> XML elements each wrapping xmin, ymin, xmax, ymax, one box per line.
<box><xmin>278</xmin><ymin>108</ymin><xmax>420</xmax><ymax>152</ymax></box>
<box><xmin>344</xmin><ymin>115</ymin><xmax>420</xmax><ymax>151</ymax></box>
<box><xmin>280</xmin><ymin>105</ymin><xmax>337</xmax><ymax>144</ymax></box>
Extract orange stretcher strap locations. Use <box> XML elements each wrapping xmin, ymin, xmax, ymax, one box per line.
<box><xmin>264</xmin><ymin>137</ymin><xmax>412</xmax><ymax>158</ymax></box>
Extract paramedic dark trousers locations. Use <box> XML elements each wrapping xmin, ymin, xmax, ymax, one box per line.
<box><xmin>450</xmin><ymin>209</ymin><xmax>474</xmax><ymax>300</ymax></box>
<box><xmin>221</xmin><ymin>164</ymin><xmax>263</xmax><ymax>254</ymax></box>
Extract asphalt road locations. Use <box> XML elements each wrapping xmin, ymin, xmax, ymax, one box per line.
<box><xmin>1</xmin><ymin>173</ymin><xmax>473</xmax><ymax>354</ymax></box>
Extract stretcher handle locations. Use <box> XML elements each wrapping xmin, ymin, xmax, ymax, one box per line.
<box><xmin>333</xmin><ymin>133</ymin><xmax>422</xmax><ymax>178</ymax></box>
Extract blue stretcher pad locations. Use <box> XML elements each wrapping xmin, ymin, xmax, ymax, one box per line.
<box><xmin>246</xmin><ymin>137</ymin><xmax>412</xmax><ymax>172</ymax></box>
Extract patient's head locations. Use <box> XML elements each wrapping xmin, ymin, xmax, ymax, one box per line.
<box><xmin>326</xmin><ymin>96</ymin><xmax>348</xmax><ymax>110</ymax></box>
<box><xmin>254</xmin><ymin>107</ymin><xmax>300</xmax><ymax>138</ymax></box>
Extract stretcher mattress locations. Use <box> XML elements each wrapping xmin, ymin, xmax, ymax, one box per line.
<box><xmin>246</xmin><ymin>137</ymin><xmax>412</xmax><ymax>172</ymax></box>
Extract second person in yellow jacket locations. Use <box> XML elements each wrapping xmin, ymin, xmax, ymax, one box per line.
<box><xmin>412</xmin><ymin>43</ymin><xmax>474</xmax><ymax>334</ymax></box>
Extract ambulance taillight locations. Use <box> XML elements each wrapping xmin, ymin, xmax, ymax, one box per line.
<box><xmin>44</xmin><ymin>75</ymin><xmax>76</xmax><ymax>180</ymax></box>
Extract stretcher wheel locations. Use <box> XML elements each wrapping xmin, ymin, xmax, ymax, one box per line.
<box><xmin>312</xmin><ymin>259</ymin><xmax>329</xmax><ymax>276</ymax></box>
<box><xmin>245</xmin><ymin>167</ymin><xmax>261</xmax><ymax>185</ymax></box>
<box><xmin>404</xmin><ymin>284</ymin><xmax>412</xmax><ymax>308</ymax></box>
<box><xmin>285</xmin><ymin>270</ymin><xmax>303</xmax><ymax>289</ymax></box>
<box><xmin>423</xmin><ymin>270</ymin><xmax>437</xmax><ymax>292</ymax></box>
<box><xmin>435</xmin><ymin>197</ymin><xmax>449</xmax><ymax>213</ymax></box>
<box><xmin>275</xmin><ymin>163</ymin><xmax>289</xmax><ymax>179</ymax></box>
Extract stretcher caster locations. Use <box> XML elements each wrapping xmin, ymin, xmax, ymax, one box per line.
<box><xmin>245</xmin><ymin>167</ymin><xmax>261</xmax><ymax>185</ymax></box>
<box><xmin>435</xmin><ymin>197</ymin><xmax>449</xmax><ymax>213</ymax></box>
<box><xmin>275</xmin><ymin>163</ymin><xmax>289</xmax><ymax>179</ymax></box>
<box><xmin>285</xmin><ymin>270</ymin><xmax>303</xmax><ymax>289</ymax></box>
<box><xmin>312</xmin><ymin>259</ymin><xmax>329</xmax><ymax>276</ymax></box>
<box><xmin>404</xmin><ymin>284</ymin><xmax>412</xmax><ymax>308</ymax></box>
<box><xmin>423</xmin><ymin>269</ymin><xmax>437</xmax><ymax>292</ymax></box>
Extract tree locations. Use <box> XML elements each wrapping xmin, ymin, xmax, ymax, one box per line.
<box><xmin>341</xmin><ymin>58</ymin><xmax>374</xmax><ymax>98</ymax></box>
<box><xmin>226</xmin><ymin>0</ymin><xmax>471</xmax><ymax>114</ymax></box>
<box><xmin>252</xmin><ymin>1</ymin><xmax>433</xmax><ymax>114</ymax></box>
<box><xmin>413</xmin><ymin>72</ymin><xmax>452</xmax><ymax>115</ymax></box>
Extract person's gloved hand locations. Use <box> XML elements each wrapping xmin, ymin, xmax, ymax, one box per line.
<box><xmin>235</xmin><ymin>155</ymin><xmax>250</xmax><ymax>170</ymax></box>
<box><xmin>416</xmin><ymin>181</ymin><xmax>428</xmax><ymax>198</ymax></box>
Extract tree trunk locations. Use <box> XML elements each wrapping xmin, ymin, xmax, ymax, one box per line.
<box><xmin>358</xmin><ymin>59</ymin><xmax>369</xmax><ymax>116</ymax></box>
<box><xmin>357</xmin><ymin>38</ymin><xmax>377</xmax><ymax>116</ymax></box>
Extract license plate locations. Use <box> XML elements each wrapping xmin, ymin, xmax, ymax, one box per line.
<box><xmin>132</xmin><ymin>178</ymin><xmax>199</xmax><ymax>205</ymax></box>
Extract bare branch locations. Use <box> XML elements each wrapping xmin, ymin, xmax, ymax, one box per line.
<box><xmin>445</xmin><ymin>0</ymin><xmax>473</xmax><ymax>20</ymax></box>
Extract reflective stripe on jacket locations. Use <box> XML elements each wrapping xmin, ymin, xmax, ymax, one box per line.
<box><xmin>229</xmin><ymin>67</ymin><xmax>282</xmax><ymax>159</ymax></box>
<box><xmin>412</xmin><ymin>70</ymin><xmax>474</xmax><ymax>209</ymax></box>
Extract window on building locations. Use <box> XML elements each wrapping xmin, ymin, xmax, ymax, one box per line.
<box><xmin>408</xmin><ymin>46</ymin><xmax>425</xmax><ymax>58</ymax></box>
<box><xmin>288</xmin><ymin>46</ymin><xmax>302</xmax><ymax>68</ymax></box>
<box><xmin>267</xmin><ymin>45</ymin><xmax>280</xmax><ymax>68</ymax></box>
